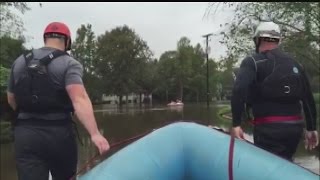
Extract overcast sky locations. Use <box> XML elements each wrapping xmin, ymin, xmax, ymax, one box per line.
<box><xmin>21</xmin><ymin>2</ymin><xmax>235</xmax><ymax>59</ymax></box>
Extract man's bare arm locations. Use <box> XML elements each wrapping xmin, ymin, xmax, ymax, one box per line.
<box><xmin>66</xmin><ymin>84</ymin><xmax>110</xmax><ymax>154</ymax></box>
<box><xmin>66</xmin><ymin>84</ymin><xmax>100</xmax><ymax>136</ymax></box>
<box><xmin>7</xmin><ymin>92</ymin><xmax>17</xmax><ymax>111</ymax></box>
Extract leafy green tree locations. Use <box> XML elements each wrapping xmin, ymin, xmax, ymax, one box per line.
<box><xmin>0</xmin><ymin>35</ymin><xmax>26</xmax><ymax>68</ymax></box>
<box><xmin>96</xmin><ymin>25</ymin><xmax>152</xmax><ymax>106</ymax></box>
<box><xmin>0</xmin><ymin>2</ymin><xmax>30</xmax><ymax>38</ymax></box>
<box><xmin>185</xmin><ymin>43</ymin><xmax>206</xmax><ymax>102</ymax></box>
<box><xmin>155</xmin><ymin>50</ymin><xmax>178</xmax><ymax>102</ymax></box>
<box><xmin>71</xmin><ymin>24</ymin><xmax>101</xmax><ymax>102</ymax></box>
<box><xmin>0</xmin><ymin>2</ymin><xmax>32</xmax><ymax>121</ymax></box>
<box><xmin>207</xmin><ymin>2</ymin><xmax>319</xmax><ymax>79</ymax></box>
<box><xmin>154</xmin><ymin>39</ymin><xmax>220</xmax><ymax>103</ymax></box>
<box><xmin>134</xmin><ymin>58</ymin><xmax>158</xmax><ymax>104</ymax></box>
<box><xmin>0</xmin><ymin>65</ymin><xmax>10</xmax><ymax>91</ymax></box>
<box><xmin>176</xmin><ymin>37</ymin><xmax>194</xmax><ymax>101</ymax></box>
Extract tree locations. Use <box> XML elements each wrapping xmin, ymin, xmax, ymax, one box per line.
<box><xmin>207</xmin><ymin>2</ymin><xmax>320</xmax><ymax>77</ymax></box>
<box><xmin>0</xmin><ymin>2</ymin><xmax>30</xmax><ymax>39</ymax></box>
<box><xmin>176</xmin><ymin>37</ymin><xmax>194</xmax><ymax>101</ymax></box>
<box><xmin>154</xmin><ymin>39</ymin><xmax>220</xmax><ymax>103</ymax></box>
<box><xmin>134</xmin><ymin>58</ymin><xmax>158</xmax><ymax>104</ymax></box>
<box><xmin>95</xmin><ymin>25</ymin><xmax>152</xmax><ymax>106</ymax></box>
<box><xmin>0</xmin><ymin>36</ymin><xmax>26</xmax><ymax>114</ymax></box>
<box><xmin>0</xmin><ymin>2</ymin><xmax>31</xmax><ymax>94</ymax></box>
<box><xmin>0</xmin><ymin>2</ymin><xmax>30</xmax><ymax>84</ymax></box>
<box><xmin>185</xmin><ymin>43</ymin><xmax>206</xmax><ymax>102</ymax></box>
<box><xmin>0</xmin><ymin>65</ymin><xmax>10</xmax><ymax>91</ymax></box>
<box><xmin>71</xmin><ymin>24</ymin><xmax>101</xmax><ymax>102</ymax></box>
<box><xmin>0</xmin><ymin>2</ymin><xmax>31</xmax><ymax>121</ymax></box>
<box><xmin>0</xmin><ymin>35</ymin><xmax>26</xmax><ymax>68</ymax></box>
<box><xmin>155</xmin><ymin>50</ymin><xmax>179</xmax><ymax>102</ymax></box>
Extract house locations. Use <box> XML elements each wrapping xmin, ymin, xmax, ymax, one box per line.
<box><xmin>101</xmin><ymin>93</ymin><xmax>153</xmax><ymax>105</ymax></box>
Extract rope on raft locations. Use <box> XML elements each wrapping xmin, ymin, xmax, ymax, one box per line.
<box><xmin>69</xmin><ymin>120</ymin><xmax>244</xmax><ymax>180</ymax></box>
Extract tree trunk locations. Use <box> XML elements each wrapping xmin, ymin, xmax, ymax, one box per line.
<box><xmin>166</xmin><ymin>89</ymin><xmax>168</xmax><ymax>102</ymax></box>
<box><xmin>125</xmin><ymin>94</ymin><xmax>128</xmax><ymax>105</ymax></box>
<box><xmin>196</xmin><ymin>90</ymin><xmax>199</xmax><ymax>103</ymax></box>
<box><xmin>139</xmin><ymin>92</ymin><xmax>142</xmax><ymax>107</ymax></box>
<box><xmin>179</xmin><ymin>80</ymin><xmax>183</xmax><ymax>101</ymax></box>
<box><xmin>150</xmin><ymin>93</ymin><xmax>152</xmax><ymax>106</ymax></box>
<box><xmin>119</xmin><ymin>95</ymin><xmax>123</xmax><ymax>107</ymax></box>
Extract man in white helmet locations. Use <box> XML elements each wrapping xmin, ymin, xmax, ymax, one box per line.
<box><xmin>230</xmin><ymin>21</ymin><xmax>318</xmax><ymax>161</ymax></box>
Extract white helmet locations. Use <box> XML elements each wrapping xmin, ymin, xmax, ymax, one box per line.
<box><xmin>253</xmin><ymin>21</ymin><xmax>281</xmax><ymax>40</ymax></box>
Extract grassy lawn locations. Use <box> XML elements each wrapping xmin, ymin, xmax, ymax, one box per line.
<box><xmin>217</xmin><ymin>105</ymin><xmax>232</xmax><ymax>120</ymax></box>
<box><xmin>216</xmin><ymin>93</ymin><xmax>320</xmax><ymax>127</ymax></box>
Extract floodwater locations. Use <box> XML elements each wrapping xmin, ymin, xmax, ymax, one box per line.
<box><xmin>1</xmin><ymin>103</ymin><xmax>319</xmax><ymax>180</ymax></box>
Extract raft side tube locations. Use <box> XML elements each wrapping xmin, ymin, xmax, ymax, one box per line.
<box><xmin>79</xmin><ymin>122</ymin><xmax>319</xmax><ymax>180</ymax></box>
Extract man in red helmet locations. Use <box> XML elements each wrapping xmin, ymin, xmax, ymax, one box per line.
<box><xmin>7</xmin><ymin>22</ymin><xmax>110</xmax><ymax>180</ymax></box>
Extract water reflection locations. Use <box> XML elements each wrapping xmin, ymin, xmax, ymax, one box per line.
<box><xmin>0</xmin><ymin>143</ymin><xmax>17</xmax><ymax>180</ymax></box>
<box><xmin>167</xmin><ymin>106</ymin><xmax>184</xmax><ymax>113</ymax></box>
<box><xmin>1</xmin><ymin>103</ymin><xmax>319</xmax><ymax>180</ymax></box>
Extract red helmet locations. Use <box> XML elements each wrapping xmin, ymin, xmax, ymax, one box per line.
<box><xmin>43</xmin><ymin>22</ymin><xmax>71</xmax><ymax>51</ymax></box>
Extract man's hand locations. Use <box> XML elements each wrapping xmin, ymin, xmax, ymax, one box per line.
<box><xmin>305</xmin><ymin>130</ymin><xmax>319</xmax><ymax>150</ymax></box>
<box><xmin>91</xmin><ymin>132</ymin><xmax>110</xmax><ymax>155</ymax></box>
<box><xmin>231</xmin><ymin>126</ymin><xmax>245</xmax><ymax>140</ymax></box>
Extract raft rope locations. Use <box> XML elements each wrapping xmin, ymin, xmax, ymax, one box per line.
<box><xmin>228</xmin><ymin>135</ymin><xmax>235</xmax><ymax>180</ymax></box>
<box><xmin>69</xmin><ymin>121</ymin><xmax>180</xmax><ymax>180</ymax></box>
<box><xmin>69</xmin><ymin>129</ymin><xmax>154</xmax><ymax>180</ymax></box>
<box><xmin>70</xmin><ymin>121</ymin><xmax>243</xmax><ymax>180</ymax></box>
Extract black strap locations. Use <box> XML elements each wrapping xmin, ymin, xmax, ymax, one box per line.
<box><xmin>23</xmin><ymin>49</ymin><xmax>69</xmax><ymax>66</ymax></box>
<box><xmin>23</xmin><ymin>51</ymin><xmax>34</xmax><ymax>65</ymax></box>
<box><xmin>40</xmin><ymin>50</ymin><xmax>69</xmax><ymax>65</ymax></box>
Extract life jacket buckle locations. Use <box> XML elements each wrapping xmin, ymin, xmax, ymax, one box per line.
<box><xmin>284</xmin><ymin>85</ymin><xmax>290</xmax><ymax>94</ymax></box>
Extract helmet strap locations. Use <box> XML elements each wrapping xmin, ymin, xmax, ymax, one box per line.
<box><xmin>254</xmin><ymin>37</ymin><xmax>261</xmax><ymax>53</ymax></box>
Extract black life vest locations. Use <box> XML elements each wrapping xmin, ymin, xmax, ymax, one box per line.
<box><xmin>14</xmin><ymin>50</ymin><xmax>74</xmax><ymax>114</ymax></box>
<box><xmin>251</xmin><ymin>48</ymin><xmax>306</xmax><ymax>103</ymax></box>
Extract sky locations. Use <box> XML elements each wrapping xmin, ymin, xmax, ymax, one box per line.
<box><xmin>20</xmin><ymin>2</ymin><xmax>235</xmax><ymax>60</ymax></box>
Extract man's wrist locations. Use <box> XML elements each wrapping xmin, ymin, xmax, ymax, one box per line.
<box><xmin>306</xmin><ymin>127</ymin><xmax>317</xmax><ymax>131</ymax></box>
<box><xmin>89</xmin><ymin>129</ymin><xmax>101</xmax><ymax>137</ymax></box>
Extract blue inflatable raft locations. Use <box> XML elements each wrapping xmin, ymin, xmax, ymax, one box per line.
<box><xmin>79</xmin><ymin>122</ymin><xmax>319</xmax><ymax>180</ymax></box>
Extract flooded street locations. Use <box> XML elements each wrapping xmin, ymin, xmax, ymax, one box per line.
<box><xmin>1</xmin><ymin>103</ymin><xmax>319</xmax><ymax>179</ymax></box>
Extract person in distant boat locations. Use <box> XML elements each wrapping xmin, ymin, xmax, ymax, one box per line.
<box><xmin>230</xmin><ymin>21</ymin><xmax>318</xmax><ymax>161</ymax></box>
<box><xmin>7</xmin><ymin>22</ymin><xmax>110</xmax><ymax>180</ymax></box>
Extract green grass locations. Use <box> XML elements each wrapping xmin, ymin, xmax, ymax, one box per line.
<box><xmin>217</xmin><ymin>105</ymin><xmax>232</xmax><ymax>120</ymax></box>
<box><xmin>216</xmin><ymin>94</ymin><xmax>320</xmax><ymax>132</ymax></box>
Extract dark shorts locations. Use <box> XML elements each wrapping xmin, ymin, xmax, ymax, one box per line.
<box><xmin>13</xmin><ymin>119</ymin><xmax>78</xmax><ymax>180</ymax></box>
<box><xmin>253</xmin><ymin>122</ymin><xmax>304</xmax><ymax>161</ymax></box>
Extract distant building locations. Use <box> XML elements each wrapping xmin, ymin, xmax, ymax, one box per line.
<box><xmin>101</xmin><ymin>93</ymin><xmax>152</xmax><ymax>105</ymax></box>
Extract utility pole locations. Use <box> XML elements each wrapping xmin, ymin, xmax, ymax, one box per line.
<box><xmin>202</xmin><ymin>33</ymin><xmax>213</xmax><ymax>109</ymax></box>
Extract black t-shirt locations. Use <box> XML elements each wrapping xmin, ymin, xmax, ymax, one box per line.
<box><xmin>231</xmin><ymin>48</ymin><xmax>317</xmax><ymax>131</ymax></box>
